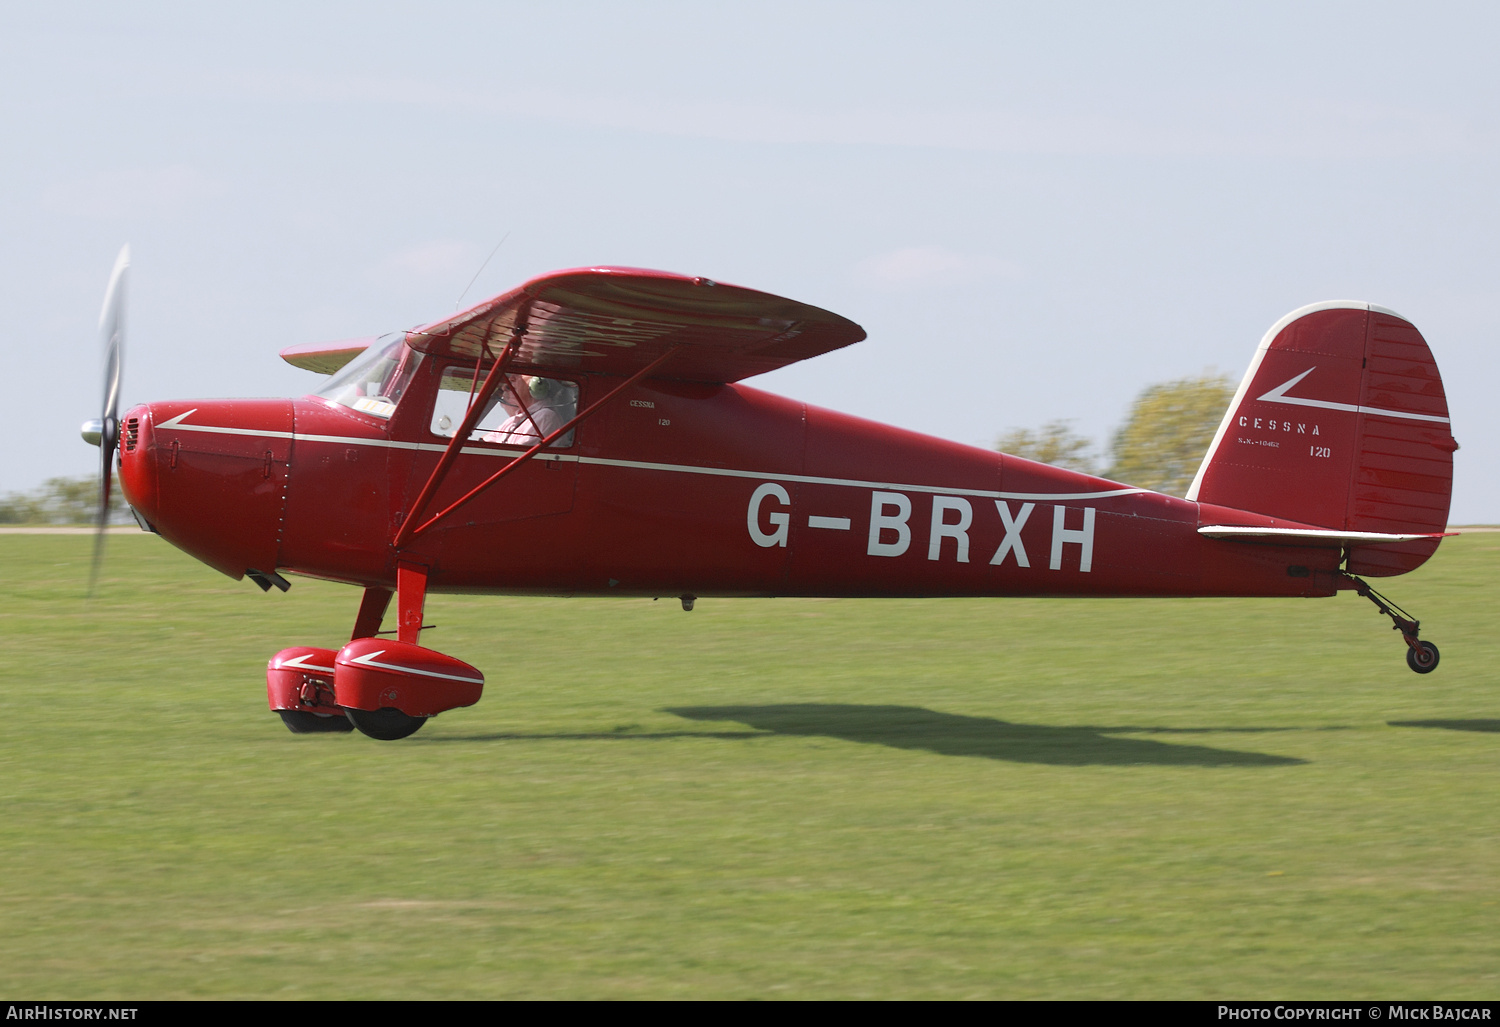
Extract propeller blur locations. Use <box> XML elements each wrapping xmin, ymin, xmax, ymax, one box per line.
<box><xmin>83</xmin><ymin>245</ymin><xmax>128</xmax><ymax>594</ymax></box>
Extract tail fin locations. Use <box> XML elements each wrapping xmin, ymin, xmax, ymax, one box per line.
<box><xmin>1186</xmin><ymin>301</ymin><xmax>1457</xmax><ymax>576</ymax></box>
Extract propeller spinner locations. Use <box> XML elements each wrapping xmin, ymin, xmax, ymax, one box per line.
<box><xmin>82</xmin><ymin>245</ymin><xmax>129</xmax><ymax>592</ymax></box>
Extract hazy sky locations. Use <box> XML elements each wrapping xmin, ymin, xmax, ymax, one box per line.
<box><xmin>5</xmin><ymin>1</ymin><xmax>1497</xmax><ymax>520</ymax></box>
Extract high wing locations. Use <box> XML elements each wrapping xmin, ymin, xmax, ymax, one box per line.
<box><xmin>280</xmin><ymin>337</ymin><xmax>377</xmax><ymax>374</ymax></box>
<box><xmin>401</xmin><ymin>266</ymin><xmax>866</xmax><ymax>382</ymax></box>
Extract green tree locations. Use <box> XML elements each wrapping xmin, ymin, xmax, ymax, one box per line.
<box><xmin>1105</xmin><ymin>372</ymin><xmax>1234</xmax><ymax>496</ymax></box>
<box><xmin>0</xmin><ymin>475</ymin><xmax>131</xmax><ymax>525</ymax></box>
<box><xmin>995</xmin><ymin>420</ymin><xmax>1098</xmax><ymax>475</ymax></box>
<box><xmin>0</xmin><ymin>492</ymin><xmax>44</xmax><ymax>524</ymax></box>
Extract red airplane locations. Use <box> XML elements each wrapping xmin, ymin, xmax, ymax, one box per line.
<box><xmin>84</xmin><ymin>249</ymin><xmax>1457</xmax><ymax>740</ymax></box>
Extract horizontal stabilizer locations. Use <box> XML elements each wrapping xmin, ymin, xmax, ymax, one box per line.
<box><xmin>1199</xmin><ymin>525</ymin><xmax>1454</xmax><ymax>546</ymax></box>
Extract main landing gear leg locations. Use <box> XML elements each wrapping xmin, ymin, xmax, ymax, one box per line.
<box><xmin>343</xmin><ymin>563</ymin><xmax>430</xmax><ymax>740</ymax></box>
<box><xmin>1344</xmin><ymin>574</ymin><xmax>1440</xmax><ymax>674</ymax></box>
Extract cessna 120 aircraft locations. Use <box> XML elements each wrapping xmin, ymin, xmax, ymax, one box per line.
<box><xmin>83</xmin><ymin>248</ymin><xmax>1456</xmax><ymax>740</ymax></box>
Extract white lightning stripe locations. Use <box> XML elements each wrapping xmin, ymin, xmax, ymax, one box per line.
<box><xmin>346</xmin><ymin>650</ymin><xmax>485</xmax><ymax>684</ymax></box>
<box><xmin>154</xmin><ymin>411</ymin><xmax>1149</xmax><ymax>502</ymax></box>
<box><xmin>1257</xmin><ymin>368</ymin><xmax>1451</xmax><ymax>424</ymax></box>
<box><xmin>275</xmin><ymin>653</ymin><xmax>337</xmax><ymax>674</ymax></box>
<box><xmin>1360</xmin><ymin>405</ymin><xmax>1450</xmax><ymax>423</ymax></box>
<box><xmin>808</xmin><ymin>516</ymin><xmax>852</xmax><ymax>530</ymax></box>
<box><xmin>156</xmin><ymin>409</ymin><xmax>575</xmax><ymax>461</ymax></box>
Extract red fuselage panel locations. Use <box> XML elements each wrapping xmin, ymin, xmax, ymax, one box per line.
<box><xmin>121</xmin><ymin>374</ymin><xmax>1340</xmax><ymax>600</ymax></box>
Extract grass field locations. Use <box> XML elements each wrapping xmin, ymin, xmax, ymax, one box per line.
<box><xmin>0</xmin><ymin>532</ymin><xmax>1495</xmax><ymax>999</ymax></box>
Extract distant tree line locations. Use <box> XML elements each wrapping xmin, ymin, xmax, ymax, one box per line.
<box><xmin>996</xmin><ymin>373</ymin><xmax>1234</xmax><ymax>497</ymax></box>
<box><xmin>0</xmin><ymin>475</ymin><xmax>132</xmax><ymax>526</ymax></box>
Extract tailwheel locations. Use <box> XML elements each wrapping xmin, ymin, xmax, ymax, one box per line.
<box><xmin>1346</xmin><ymin>574</ymin><xmax>1440</xmax><ymax>675</ymax></box>
<box><xmin>1406</xmin><ymin>641</ymin><xmax>1440</xmax><ymax>675</ymax></box>
<box><xmin>345</xmin><ymin>707</ymin><xmax>427</xmax><ymax>740</ymax></box>
<box><xmin>278</xmin><ymin>710</ymin><xmax>355</xmax><ymax>734</ymax></box>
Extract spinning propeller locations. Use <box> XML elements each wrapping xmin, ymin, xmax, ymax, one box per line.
<box><xmin>81</xmin><ymin>245</ymin><xmax>129</xmax><ymax>593</ymax></box>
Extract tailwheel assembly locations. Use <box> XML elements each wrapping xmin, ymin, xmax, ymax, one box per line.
<box><xmin>1405</xmin><ymin>640</ymin><xmax>1440</xmax><ymax>674</ymax></box>
<box><xmin>1346</xmin><ymin>575</ymin><xmax>1440</xmax><ymax>674</ymax></box>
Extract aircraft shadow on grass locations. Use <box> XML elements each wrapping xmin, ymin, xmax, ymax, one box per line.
<box><xmin>661</xmin><ymin>705</ymin><xmax>1307</xmax><ymax>767</ymax></box>
<box><xmin>1388</xmin><ymin>719</ymin><xmax>1500</xmax><ymax>734</ymax></box>
<box><xmin>434</xmin><ymin>704</ymin><xmax>1305</xmax><ymax>767</ymax></box>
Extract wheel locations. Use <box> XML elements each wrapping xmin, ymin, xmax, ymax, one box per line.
<box><xmin>345</xmin><ymin>707</ymin><xmax>427</xmax><ymax>740</ymax></box>
<box><xmin>279</xmin><ymin>709</ymin><xmax>355</xmax><ymax>734</ymax></box>
<box><xmin>1406</xmin><ymin>641</ymin><xmax>1440</xmax><ymax>674</ymax></box>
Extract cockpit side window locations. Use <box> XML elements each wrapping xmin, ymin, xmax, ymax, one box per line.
<box><xmin>430</xmin><ymin>365</ymin><xmax>578</xmax><ymax>448</ymax></box>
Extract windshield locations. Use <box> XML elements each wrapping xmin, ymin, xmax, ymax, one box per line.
<box><xmin>316</xmin><ymin>332</ymin><xmax>423</xmax><ymax>419</ymax></box>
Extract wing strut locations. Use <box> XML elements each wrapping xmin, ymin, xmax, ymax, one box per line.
<box><xmin>393</xmin><ymin>343</ymin><xmax>683</xmax><ymax>549</ymax></box>
<box><xmin>392</xmin><ymin>324</ymin><xmax>528</xmax><ymax>550</ymax></box>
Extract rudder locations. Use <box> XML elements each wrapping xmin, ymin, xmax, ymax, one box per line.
<box><xmin>1186</xmin><ymin>302</ymin><xmax>1457</xmax><ymax>576</ymax></box>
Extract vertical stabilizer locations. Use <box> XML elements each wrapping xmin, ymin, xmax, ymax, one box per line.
<box><xmin>1186</xmin><ymin>302</ymin><xmax>1457</xmax><ymax>576</ymax></box>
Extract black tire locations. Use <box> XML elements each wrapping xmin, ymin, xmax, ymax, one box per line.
<box><xmin>279</xmin><ymin>709</ymin><xmax>356</xmax><ymax>734</ymax></box>
<box><xmin>345</xmin><ymin>707</ymin><xmax>427</xmax><ymax>740</ymax></box>
<box><xmin>1406</xmin><ymin>641</ymin><xmax>1440</xmax><ymax>674</ymax></box>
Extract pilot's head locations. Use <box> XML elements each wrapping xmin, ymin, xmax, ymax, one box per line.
<box><xmin>527</xmin><ymin>376</ymin><xmax>559</xmax><ymax>404</ymax></box>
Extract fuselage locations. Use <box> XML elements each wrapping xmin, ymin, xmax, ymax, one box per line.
<box><xmin>117</xmin><ymin>349</ymin><xmax>1341</xmax><ymax>601</ymax></box>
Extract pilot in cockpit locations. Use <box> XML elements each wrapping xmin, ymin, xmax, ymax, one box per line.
<box><xmin>482</xmin><ymin>376</ymin><xmax>569</xmax><ymax>445</ymax></box>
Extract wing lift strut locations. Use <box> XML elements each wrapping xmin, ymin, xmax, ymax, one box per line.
<box><xmin>1342</xmin><ymin>572</ymin><xmax>1440</xmax><ymax>674</ymax></box>
<box><xmin>371</xmin><ymin>314</ymin><xmax>682</xmax><ymax>646</ymax></box>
